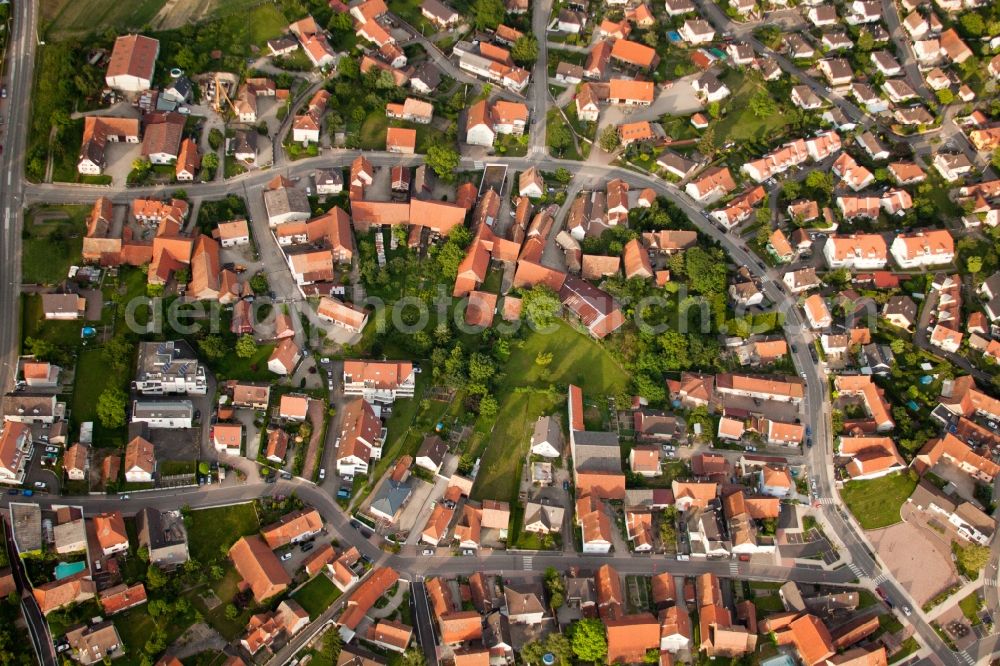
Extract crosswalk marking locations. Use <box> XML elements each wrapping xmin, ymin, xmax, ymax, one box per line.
<box><xmin>815</xmin><ymin>498</ymin><xmax>836</xmax><ymax>505</ymax></box>
<box><xmin>985</xmin><ymin>577</ymin><xmax>998</xmax><ymax>588</ymax></box>
<box><xmin>729</xmin><ymin>562</ymin><xmax>740</xmax><ymax>575</ymax></box>
<box><xmin>958</xmin><ymin>651</ymin><xmax>975</xmax><ymax>666</ymax></box>
<box><xmin>847</xmin><ymin>564</ymin><xmax>864</xmax><ymax>578</ymax></box>
<box><xmin>871</xmin><ymin>573</ymin><xmax>890</xmax><ymax>585</ymax></box>
<box><xmin>522</xmin><ymin>556</ymin><xmax>533</xmax><ymax>571</ymax></box>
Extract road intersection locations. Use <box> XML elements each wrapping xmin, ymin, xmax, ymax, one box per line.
<box><xmin>0</xmin><ymin>1</ymin><xmax>995</xmax><ymax>665</ymax></box>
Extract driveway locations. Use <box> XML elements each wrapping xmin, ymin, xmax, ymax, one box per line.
<box><xmin>231</xmin><ymin>408</ymin><xmax>263</xmax><ymax>461</ymax></box>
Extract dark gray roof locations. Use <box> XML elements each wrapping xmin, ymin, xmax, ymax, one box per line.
<box><xmin>370</xmin><ymin>479</ymin><xmax>411</xmax><ymax>518</ymax></box>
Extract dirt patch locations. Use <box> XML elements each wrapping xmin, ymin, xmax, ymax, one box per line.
<box><xmin>300</xmin><ymin>398</ymin><xmax>328</xmax><ymax>480</ymax></box>
<box><xmin>199</xmin><ymin>589</ymin><xmax>222</xmax><ymax>611</ymax></box>
<box><xmin>868</xmin><ymin>506</ymin><xmax>959</xmax><ymax>606</ymax></box>
<box><xmin>150</xmin><ymin>0</ymin><xmax>214</xmax><ymax>30</ymax></box>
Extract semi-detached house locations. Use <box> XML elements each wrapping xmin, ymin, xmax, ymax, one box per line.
<box><xmin>889</xmin><ymin>229</ymin><xmax>954</xmax><ymax>269</ymax></box>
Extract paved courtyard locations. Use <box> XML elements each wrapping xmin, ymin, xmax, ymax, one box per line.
<box><xmin>868</xmin><ymin>504</ymin><xmax>959</xmax><ymax>606</ymax></box>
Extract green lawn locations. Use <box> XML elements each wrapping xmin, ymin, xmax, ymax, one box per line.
<box><xmin>21</xmin><ymin>293</ymin><xmax>83</xmax><ymax>351</ymax></box>
<box><xmin>958</xmin><ymin>593</ymin><xmax>983</xmax><ymax>625</ymax></box>
<box><xmin>889</xmin><ymin>637</ymin><xmax>919</xmax><ymax>664</ymax></box>
<box><xmin>357</xmin><ymin>111</ymin><xmax>446</xmax><ymax>152</ymax></box>
<box><xmin>41</xmin><ymin>0</ymin><xmax>166</xmax><ymax>39</ymax></box>
<box><xmin>713</xmin><ymin>72</ymin><xmax>798</xmax><ymax>145</ymax></box>
<box><xmin>503</xmin><ymin>320</ymin><xmax>630</xmax><ymax>395</ymax></box>
<box><xmin>546</xmin><ymin>109</ymin><xmax>581</xmax><ymax>160</ymax></box>
<box><xmin>471</xmin><ymin>391</ymin><xmax>560</xmax><ymax>503</ymax></box>
<box><xmin>160</xmin><ymin>460</ymin><xmax>197</xmax><ymax>476</ymax></box>
<box><xmin>841</xmin><ymin>471</ymin><xmax>918</xmax><ymax>530</ymax></box>
<box><xmin>22</xmin><ymin>205</ymin><xmax>88</xmax><ymax>284</ymax></box>
<box><xmin>249</xmin><ymin>4</ymin><xmax>287</xmax><ymax>46</ymax></box>
<box><xmin>184</xmin><ymin>503</ymin><xmax>261</xmax><ymax>563</ymax></box>
<box><xmin>203</xmin><ymin>342</ymin><xmax>277</xmax><ymax>382</ymax></box>
<box><xmin>115</xmin><ymin>603</ymin><xmax>196</xmax><ymax>665</ymax></box>
<box><xmin>752</xmin><ymin>593</ymin><xmax>785</xmax><ymax>613</ymax></box>
<box><xmin>470</xmin><ymin>321</ymin><xmax>629</xmax><ymax>504</ymax></box>
<box><xmin>292</xmin><ymin>574</ymin><xmax>343</xmax><ymax>619</ymax></box>
<box><xmin>188</xmin><ymin>567</ymin><xmax>254</xmax><ymax>640</ymax></box>
<box><xmin>878</xmin><ymin>613</ymin><xmax>904</xmax><ymax>635</ymax></box>
<box><xmin>71</xmin><ymin>347</ymin><xmax>127</xmax><ymax>447</ymax></box>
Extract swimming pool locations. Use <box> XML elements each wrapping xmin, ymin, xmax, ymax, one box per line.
<box><xmin>761</xmin><ymin>655</ymin><xmax>796</xmax><ymax>666</ymax></box>
<box><xmin>54</xmin><ymin>560</ymin><xmax>86</xmax><ymax>580</ymax></box>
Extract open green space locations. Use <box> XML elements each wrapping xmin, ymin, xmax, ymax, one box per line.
<box><xmin>752</xmin><ymin>593</ymin><xmax>785</xmax><ymax>613</ymax></box>
<box><xmin>185</xmin><ymin>502</ymin><xmax>261</xmax><ymax>563</ymax></box>
<box><xmin>471</xmin><ymin>391</ymin><xmax>560</xmax><ymax>502</ymax></box>
<box><xmin>958</xmin><ymin>593</ymin><xmax>983</xmax><ymax>625</ymax></box>
<box><xmin>71</xmin><ymin>348</ymin><xmax>127</xmax><ymax>448</ymax></box>
<box><xmin>470</xmin><ymin>321</ymin><xmax>629</xmax><ymax>504</ymax></box>
<box><xmin>292</xmin><ymin>574</ymin><xmax>343</xmax><ymax>619</ymax></box>
<box><xmin>21</xmin><ymin>293</ymin><xmax>83</xmax><ymax>352</ymax></box>
<box><xmin>204</xmin><ymin>340</ymin><xmax>277</xmax><ymax>382</ymax></box>
<box><xmin>358</xmin><ymin>110</ymin><xmax>448</xmax><ymax>153</ymax></box>
<box><xmin>503</xmin><ymin>320</ymin><xmax>630</xmax><ymax>394</ymax></box>
<box><xmin>712</xmin><ymin>71</ymin><xmax>799</xmax><ymax>145</ymax></box>
<box><xmin>841</xmin><ymin>471</ymin><xmax>917</xmax><ymax>530</ymax></box>
<box><xmin>248</xmin><ymin>4</ymin><xmax>288</xmax><ymax>45</ymax></box>
<box><xmin>41</xmin><ymin>0</ymin><xmax>166</xmax><ymax>39</ymax></box>
<box><xmin>546</xmin><ymin>109</ymin><xmax>581</xmax><ymax>160</ymax></box>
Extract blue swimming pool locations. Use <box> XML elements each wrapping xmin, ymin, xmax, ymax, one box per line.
<box><xmin>54</xmin><ymin>560</ymin><xmax>86</xmax><ymax>580</ymax></box>
<box><xmin>667</xmin><ymin>31</ymin><xmax>681</xmax><ymax>43</ymax></box>
<box><xmin>761</xmin><ymin>655</ymin><xmax>796</xmax><ymax>666</ymax></box>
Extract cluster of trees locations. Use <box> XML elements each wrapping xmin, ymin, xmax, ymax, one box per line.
<box><xmin>27</xmin><ymin>43</ymin><xmax>102</xmax><ymax>181</ymax></box>
<box><xmin>544</xmin><ymin>567</ymin><xmax>565</xmax><ymax>610</ymax></box>
<box><xmin>323</xmin><ymin>57</ymin><xmax>422</xmax><ymax>148</ymax></box>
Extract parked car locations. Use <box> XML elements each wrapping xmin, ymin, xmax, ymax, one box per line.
<box><xmin>301</xmin><ymin>542</ymin><xmax>314</xmax><ymax>552</ymax></box>
<box><xmin>120</xmin><ymin>494</ymin><xmax>130</xmax><ymax>500</ymax></box>
<box><xmin>33</xmin><ymin>482</ymin><xmax>46</xmax><ymax>490</ymax></box>
<box><xmin>319</xmin><ymin>468</ymin><xmax>326</xmax><ymax>480</ymax></box>
<box><xmin>280</xmin><ymin>552</ymin><xmax>293</xmax><ymax>561</ymax></box>
<box><xmin>6</xmin><ymin>489</ymin><xmax>18</xmax><ymax>495</ymax></box>
<box><xmin>281</xmin><ymin>471</ymin><xmax>293</xmax><ymax>480</ymax></box>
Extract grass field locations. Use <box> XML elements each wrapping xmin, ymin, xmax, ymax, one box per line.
<box><xmin>546</xmin><ymin>109</ymin><xmax>581</xmax><ymax>160</ymax></box>
<box><xmin>958</xmin><ymin>593</ymin><xmax>983</xmax><ymax>625</ymax></box>
<box><xmin>471</xmin><ymin>321</ymin><xmax>629</xmax><ymax>503</ymax></box>
<box><xmin>358</xmin><ymin>111</ymin><xmax>447</xmax><ymax>153</ymax></box>
<box><xmin>752</xmin><ymin>592</ymin><xmax>785</xmax><ymax>612</ymax></box>
<box><xmin>292</xmin><ymin>574</ymin><xmax>342</xmax><ymax>619</ymax></box>
<box><xmin>471</xmin><ymin>391</ymin><xmax>560</xmax><ymax>502</ymax></box>
<box><xmin>841</xmin><ymin>471</ymin><xmax>918</xmax><ymax>530</ymax></box>
<box><xmin>116</xmin><ymin>603</ymin><xmax>196</xmax><ymax>665</ymax></box>
<box><xmin>41</xmin><ymin>0</ymin><xmax>166</xmax><ymax>37</ymax></box>
<box><xmin>21</xmin><ymin>294</ymin><xmax>83</xmax><ymax>352</ymax></box>
<box><xmin>713</xmin><ymin>71</ymin><xmax>798</xmax><ymax>145</ymax></box>
<box><xmin>503</xmin><ymin>320</ymin><xmax>630</xmax><ymax>395</ymax></box>
<box><xmin>22</xmin><ymin>205</ymin><xmax>87</xmax><ymax>284</ymax></box>
<box><xmin>204</xmin><ymin>342</ymin><xmax>277</xmax><ymax>381</ymax></box>
<box><xmin>185</xmin><ymin>502</ymin><xmax>260</xmax><ymax>563</ymax></box>
<box><xmin>71</xmin><ymin>348</ymin><xmax>129</xmax><ymax>447</ymax></box>
<box><xmin>248</xmin><ymin>4</ymin><xmax>288</xmax><ymax>46</ymax></box>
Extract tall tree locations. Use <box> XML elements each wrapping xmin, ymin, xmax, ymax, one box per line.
<box><xmin>570</xmin><ymin>619</ymin><xmax>608</xmax><ymax>663</ymax></box>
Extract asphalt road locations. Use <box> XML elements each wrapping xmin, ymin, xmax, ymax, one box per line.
<box><xmin>0</xmin><ymin>1</ymin><xmax>53</xmax><ymax>663</ymax></box>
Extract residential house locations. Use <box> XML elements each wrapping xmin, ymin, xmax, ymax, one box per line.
<box><xmin>229</xmin><ymin>536</ymin><xmax>291</xmax><ymax>602</ymax></box>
